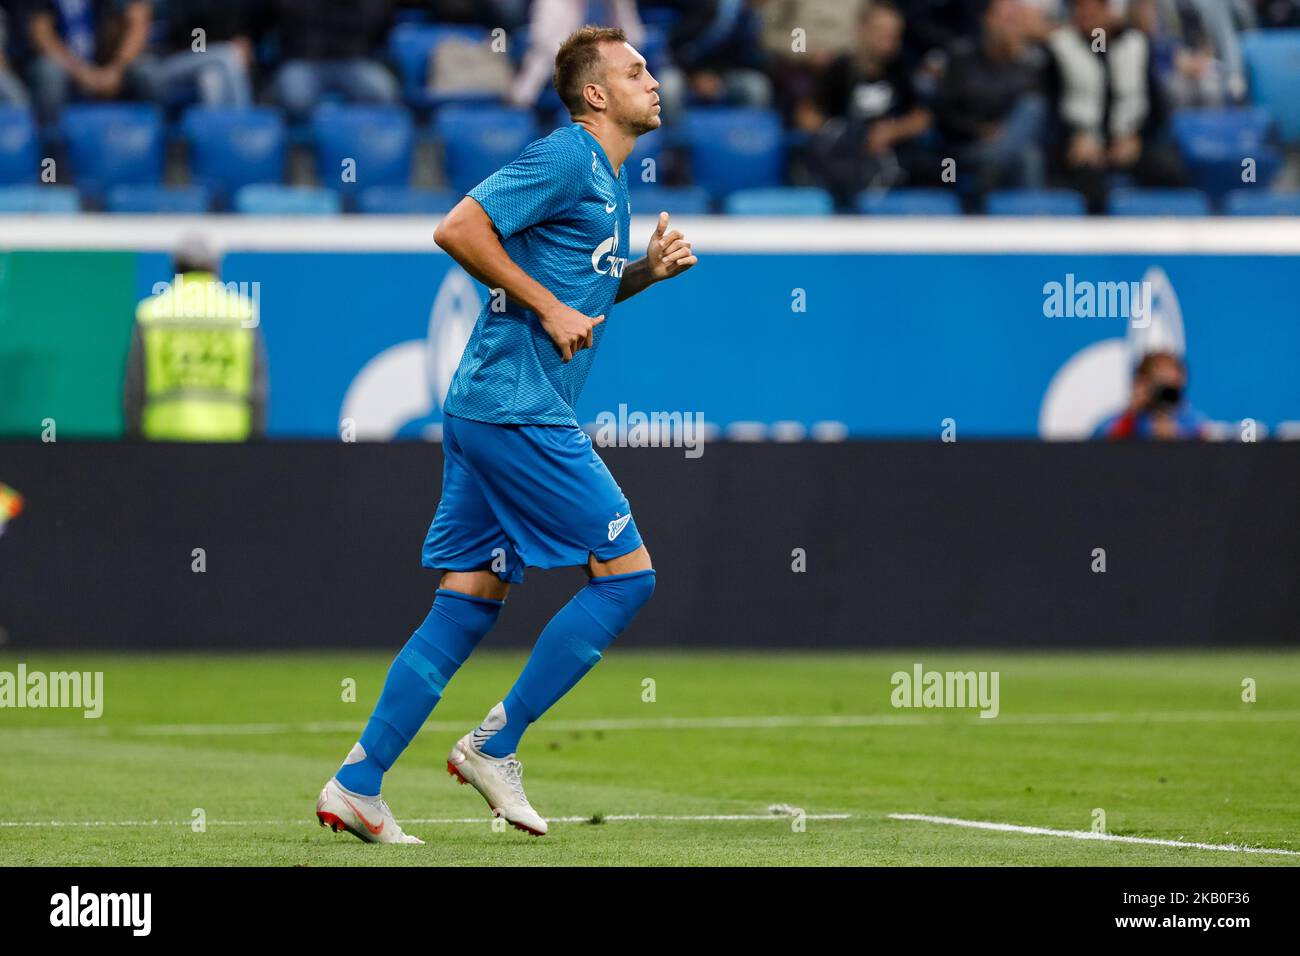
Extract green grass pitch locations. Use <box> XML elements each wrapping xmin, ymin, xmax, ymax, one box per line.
<box><xmin>1</xmin><ymin>650</ymin><xmax>1297</xmax><ymax>866</ymax></box>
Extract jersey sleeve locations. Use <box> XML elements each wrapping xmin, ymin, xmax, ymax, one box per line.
<box><xmin>467</xmin><ymin>134</ymin><xmax>583</xmax><ymax>240</ymax></box>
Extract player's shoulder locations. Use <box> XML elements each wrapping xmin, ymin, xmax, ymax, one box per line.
<box><xmin>522</xmin><ymin>124</ymin><xmax>590</xmax><ymax>168</ymax></box>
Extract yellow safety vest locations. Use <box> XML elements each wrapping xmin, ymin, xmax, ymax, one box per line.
<box><xmin>135</xmin><ymin>272</ymin><xmax>257</xmax><ymax>442</ymax></box>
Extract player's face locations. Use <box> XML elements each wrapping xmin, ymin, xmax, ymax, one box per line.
<box><xmin>601</xmin><ymin>42</ymin><xmax>661</xmax><ymax>135</ymax></box>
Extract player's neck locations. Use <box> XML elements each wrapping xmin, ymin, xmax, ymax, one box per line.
<box><xmin>574</xmin><ymin>117</ymin><xmax>634</xmax><ymax>177</ymax></box>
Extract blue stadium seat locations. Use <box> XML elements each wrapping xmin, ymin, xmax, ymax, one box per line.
<box><xmin>358</xmin><ymin>186</ymin><xmax>460</xmax><ymax>214</ymax></box>
<box><xmin>1223</xmin><ymin>190</ymin><xmax>1300</xmax><ymax>216</ymax></box>
<box><xmin>233</xmin><ymin>184</ymin><xmax>340</xmax><ymax>215</ymax></box>
<box><xmin>1172</xmin><ymin>108</ymin><xmax>1282</xmax><ymax>197</ymax></box>
<box><xmin>434</xmin><ymin>105</ymin><xmax>536</xmax><ymax>195</ymax></box>
<box><xmin>59</xmin><ymin>104</ymin><xmax>164</xmax><ymax>202</ymax></box>
<box><xmin>182</xmin><ymin>107</ymin><xmax>286</xmax><ymax>208</ymax></box>
<box><xmin>855</xmin><ymin>188</ymin><xmax>961</xmax><ymax>215</ymax></box>
<box><xmin>724</xmin><ymin>187</ymin><xmax>834</xmax><ymax>216</ymax></box>
<box><xmin>629</xmin><ymin>185</ymin><xmax>713</xmax><ymax>215</ymax></box>
<box><xmin>106</xmin><ymin>184</ymin><xmax>211</xmax><ymax>214</ymax></box>
<box><xmin>1242</xmin><ymin>30</ymin><xmax>1300</xmax><ymax>143</ymax></box>
<box><xmin>0</xmin><ymin>185</ymin><xmax>80</xmax><ymax>213</ymax></box>
<box><xmin>388</xmin><ymin>23</ymin><xmax>500</xmax><ymax>108</ymax></box>
<box><xmin>0</xmin><ymin>108</ymin><xmax>38</xmax><ymax>185</ymax></box>
<box><xmin>985</xmin><ymin>189</ymin><xmax>1086</xmax><ymax>216</ymax></box>
<box><xmin>682</xmin><ymin>107</ymin><xmax>784</xmax><ymax>198</ymax></box>
<box><xmin>312</xmin><ymin>104</ymin><xmax>414</xmax><ymax>199</ymax></box>
<box><xmin>1107</xmin><ymin>188</ymin><xmax>1210</xmax><ymax>216</ymax></box>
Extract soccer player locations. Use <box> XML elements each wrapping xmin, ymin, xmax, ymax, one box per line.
<box><xmin>316</xmin><ymin>26</ymin><xmax>697</xmax><ymax>843</ymax></box>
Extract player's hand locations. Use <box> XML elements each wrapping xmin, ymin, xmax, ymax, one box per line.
<box><xmin>539</xmin><ymin>302</ymin><xmax>604</xmax><ymax>363</ymax></box>
<box><xmin>646</xmin><ymin>212</ymin><xmax>698</xmax><ymax>281</ymax></box>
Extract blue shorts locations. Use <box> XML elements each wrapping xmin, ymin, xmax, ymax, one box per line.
<box><xmin>422</xmin><ymin>414</ymin><xmax>644</xmax><ymax>583</ymax></box>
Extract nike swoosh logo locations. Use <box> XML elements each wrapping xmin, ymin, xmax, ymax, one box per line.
<box><xmin>608</xmin><ymin>514</ymin><xmax>632</xmax><ymax>541</ymax></box>
<box><xmin>338</xmin><ymin>793</ymin><xmax>385</xmax><ymax>835</ymax></box>
<box><xmin>605</xmin><ymin>202</ymin><xmax>617</xmax><ymax>214</ymax></box>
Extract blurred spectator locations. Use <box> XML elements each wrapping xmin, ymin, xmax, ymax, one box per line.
<box><xmin>26</xmin><ymin>0</ymin><xmax>155</xmax><ymax>124</ymax></box>
<box><xmin>423</xmin><ymin>0</ymin><xmax>532</xmax><ymax>31</ymax></box>
<box><xmin>508</xmin><ymin>0</ymin><xmax>682</xmax><ymax>116</ymax></box>
<box><xmin>666</xmin><ymin>0</ymin><xmax>772</xmax><ymax>108</ymax></box>
<box><xmin>1251</xmin><ymin>0</ymin><xmax>1300</xmax><ymax>28</ymax></box>
<box><xmin>270</xmin><ymin>0</ymin><xmax>398</xmax><ymax>124</ymax></box>
<box><xmin>896</xmin><ymin>0</ymin><xmax>982</xmax><ymax>89</ymax></box>
<box><xmin>1020</xmin><ymin>0</ymin><xmax>1064</xmax><ymax>33</ymax></box>
<box><xmin>1043</xmin><ymin>0</ymin><xmax>1187</xmax><ymax>213</ymax></box>
<box><xmin>139</xmin><ymin>0</ymin><xmax>253</xmax><ymax>108</ymax></box>
<box><xmin>796</xmin><ymin>0</ymin><xmax>934</xmax><ymax>202</ymax></box>
<box><xmin>124</xmin><ymin>236</ymin><xmax>268</xmax><ymax>442</ymax></box>
<box><xmin>1093</xmin><ymin>351</ymin><xmax>1207</xmax><ymax>440</ymax></box>
<box><xmin>1130</xmin><ymin>0</ymin><xmax>1247</xmax><ymax>107</ymax></box>
<box><xmin>0</xmin><ymin>3</ymin><xmax>31</xmax><ymax>106</ymax></box>
<box><xmin>759</xmin><ymin>0</ymin><xmax>859</xmax><ymax>125</ymax></box>
<box><xmin>936</xmin><ymin>0</ymin><xmax>1046</xmax><ymax>197</ymax></box>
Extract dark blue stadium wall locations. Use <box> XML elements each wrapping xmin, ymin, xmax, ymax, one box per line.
<box><xmin>2</xmin><ymin>441</ymin><xmax>1297</xmax><ymax>650</ymax></box>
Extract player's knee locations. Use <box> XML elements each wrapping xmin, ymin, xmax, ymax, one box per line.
<box><xmin>438</xmin><ymin>569</ymin><xmax>510</xmax><ymax>602</ymax></box>
<box><xmin>579</xmin><ymin>568</ymin><xmax>656</xmax><ymax>637</ymax></box>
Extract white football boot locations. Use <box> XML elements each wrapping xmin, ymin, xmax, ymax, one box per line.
<box><xmin>315</xmin><ymin>775</ymin><xmax>424</xmax><ymax>845</ymax></box>
<box><xmin>447</xmin><ymin>703</ymin><xmax>548</xmax><ymax>836</ymax></box>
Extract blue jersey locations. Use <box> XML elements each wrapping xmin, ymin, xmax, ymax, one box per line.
<box><xmin>443</xmin><ymin>124</ymin><xmax>632</xmax><ymax>426</ymax></box>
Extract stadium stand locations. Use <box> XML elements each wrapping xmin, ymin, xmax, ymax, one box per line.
<box><xmin>105</xmin><ymin>184</ymin><xmax>211</xmax><ymax>214</ymax></box>
<box><xmin>1241</xmin><ymin>29</ymin><xmax>1300</xmax><ymax>144</ymax></box>
<box><xmin>182</xmin><ymin>107</ymin><xmax>287</xmax><ymax>209</ymax></box>
<box><xmin>358</xmin><ymin>186</ymin><xmax>460</xmax><ymax>215</ymax></box>
<box><xmin>985</xmin><ymin>189</ymin><xmax>1087</xmax><ymax>216</ymax></box>
<box><xmin>855</xmin><ymin>189</ymin><xmax>963</xmax><ymax>216</ymax></box>
<box><xmin>0</xmin><ymin>184</ymin><xmax>79</xmax><ymax>212</ymax></box>
<box><xmin>1172</xmin><ymin>109</ymin><xmax>1283</xmax><ymax>197</ymax></box>
<box><xmin>1223</xmin><ymin>189</ymin><xmax>1300</xmax><ymax>215</ymax></box>
<box><xmin>0</xmin><ymin>5</ymin><xmax>1290</xmax><ymax>218</ymax></box>
<box><xmin>0</xmin><ymin>107</ymin><xmax>38</xmax><ymax>185</ymax></box>
<box><xmin>312</xmin><ymin>104</ymin><xmax>415</xmax><ymax>202</ymax></box>
<box><xmin>433</xmin><ymin>105</ymin><xmax>536</xmax><ymax>195</ymax></box>
<box><xmin>682</xmin><ymin>107</ymin><xmax>784</xmax><ymax>199</ymax></box>
<box><xmin>1106</xmin><ymin>188</ymin><xmax>1212</xmax><ymax>216</ymax></box>
<box><xmin>724</xmin><ymin>187</ymin><xmax>835</xmax><ymax>216</ymax></box>
<box><xmin>59</xmin><ymin>104</ymin><xmax>164</xmax><ymax>204</ymax></box>
<box><xmin>234</xmin><ymin>184</ymin><xmax>340</xmax><ymax>216</ymax></box>
<box><xmin>387</xmin><ymin>23</ymin><xmax>502</xmax><ymax>109</ymax></box>
<box><xmin>628</xmin><ymin>185</ymin><xmax>712</xmax><ymax>215</ymax></box>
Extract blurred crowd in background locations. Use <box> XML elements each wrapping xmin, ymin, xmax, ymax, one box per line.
<box><xmin>0</xmin><ymin>0</ymin><xmax>1297</xmax><ymax>214</ymax></box>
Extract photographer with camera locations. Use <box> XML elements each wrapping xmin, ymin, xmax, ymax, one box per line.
<box><xmin>1094</xmin><ymin>350</ymin><xmax>1208</xmax><ymax>440</ymax></box>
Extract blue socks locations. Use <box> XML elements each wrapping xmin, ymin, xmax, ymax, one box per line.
<box><xmin>336</xmin><ymin>589</ymin><xmax>503</xmax><ymax>795</ymax></box>
<box><xmin>478</xmin><ymin>569</ymin><xmax>655</xmax><ymax>758</ymax></box>
<box><xmin>336</xmin><ymin>569</ymin><xmax>655</xmax><ymax>792</ymax></box>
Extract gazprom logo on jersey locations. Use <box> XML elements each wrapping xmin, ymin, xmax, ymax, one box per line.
<box><xmin>592</xmin><ymin>227</ymin><xmax>627</xmax><ymax>278</ymax></box>
<box><xmin>339</xmin><ymin>268</ymin><xmax>479</xmax><ymax>440</ymax></box>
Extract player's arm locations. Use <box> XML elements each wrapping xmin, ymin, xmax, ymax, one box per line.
<box><xmin>435</xmin><ymin>197</ymin><xmax>604</xmax><ymax>363</ymax></box>
<box><xmin>615</xmin><ymin>211</ymin><xmax>698</xmax><ymax>304</ymax></box>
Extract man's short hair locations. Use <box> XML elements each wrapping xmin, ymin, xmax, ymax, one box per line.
<box><xmin>1135</xmin><ymin>350</ymin><xmax>1185</xmax><ymax>378</ymax></box>
<box><xmin>553</xmin><ymin>24</ymin><xmax>628</xmax><ymax>116</ymax></box>
<box><xmin>174</xmin><ymin>234</ymin><xmax>218</xmax><ymax>275</ymax></box>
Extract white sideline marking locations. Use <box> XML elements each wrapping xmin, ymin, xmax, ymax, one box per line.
<box><xmin>889</xmin><ymin>813</ymin><xmax>1300</xmax><ymax>857</ymax></box>
<box><xmin>4</xmin><ymin>709</ymin><xmax>1297</xmax><ymax>738</ymax></box>
<box><xmin>0</xmin><ymin>813</ymin><xmax>852</xmax><ymax>829</ymax></box>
